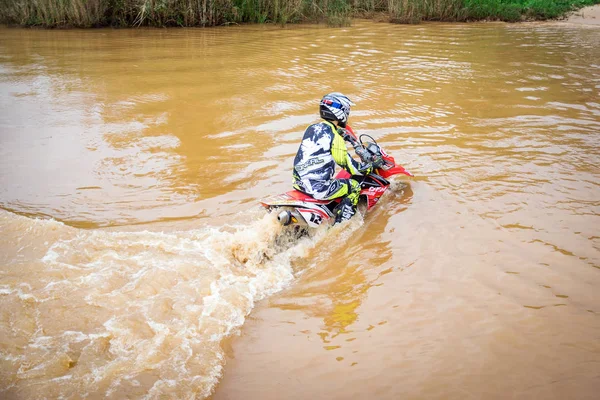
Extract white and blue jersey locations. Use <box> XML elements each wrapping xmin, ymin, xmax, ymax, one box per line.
<box><xmin>293</xmin><ymin>121</ymin><xmax>363</xmax><ymax>200</ymax></box>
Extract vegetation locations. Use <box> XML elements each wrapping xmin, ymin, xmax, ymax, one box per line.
<box><xmin>463</xmin><ymin>0</ymin><xmax>600</xmax><ymax>22</ymax></box>
<box><xmin>388</xmin><ymin>0</ymin><xmax>465</xmax><ymax>24</ymax></box>
<box><xmin>0</xmin><ymin>0</ymin><xmax>598</xmax><ymax>28</ymax></box>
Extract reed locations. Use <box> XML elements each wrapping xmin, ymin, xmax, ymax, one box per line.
<box><xmin>0</xmin><ymin>0</ymin><xmax>598</xmax><ymax>27</ymax></box>
<box><xmin>387</xmin><ymin>0</ymin><xmax>465</xmax><ymax>23</ymax></box>
<box><xmin>0</xmin><ymin>0</ymin><xmax>109</xmax><ymax>27</ymax></box>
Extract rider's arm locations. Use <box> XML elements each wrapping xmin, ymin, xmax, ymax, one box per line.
<box><xmin>337</xmin><ymin>128</ymin><xmax>374</xmax><ymax>174</ymax></box>
<box><xmin>331</xmin><ymin>133</ymin><xmax>362</xmax><ymax>175</ymax></box>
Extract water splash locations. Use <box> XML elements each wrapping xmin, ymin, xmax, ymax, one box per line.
<box><xmin>0</xmin><ymin>211</ymin><xmax>362</xmax><ymax>399</ymax></box>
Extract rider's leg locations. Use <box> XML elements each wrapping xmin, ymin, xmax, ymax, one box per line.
<box><xmin>296</xmin><ymin>178</ymin><xmax>361</xmax><ymax>223</ymax></box>
<box><xmin>320</xmin><ymin>179</ymin><xmax>361</xmax><ymax>223</ymax></box>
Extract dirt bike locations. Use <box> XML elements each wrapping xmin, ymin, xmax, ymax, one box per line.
<box><xmin>260</xmin><ymin>126</ymin><xmax>413</xmax><ymax>228</ymax></box>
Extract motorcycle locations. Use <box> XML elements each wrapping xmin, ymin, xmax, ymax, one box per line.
<box><xmin>260</xmin><ymin>126</ymin><xmax>413</xmax><ymax>228</ymax></box>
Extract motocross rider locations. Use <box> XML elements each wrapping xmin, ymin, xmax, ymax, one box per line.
<box><xmin>292</xmin><ymin>92</ymin><xmax>378</xmax><ymax>224</ymax></box>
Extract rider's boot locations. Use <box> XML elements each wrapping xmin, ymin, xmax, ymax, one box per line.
<box><xmin>334</xmin><ymin>197</ymin><xmax>356</xmax><ymax>224</ymax></box>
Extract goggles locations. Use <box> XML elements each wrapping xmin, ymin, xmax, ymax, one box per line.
<box><xmin>321</xmin><ymin>99</ymin><xmax>350</xmax><ymax>114</ymax></box>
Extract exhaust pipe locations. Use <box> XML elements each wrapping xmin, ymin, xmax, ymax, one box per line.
<box><xmin>277</xmin><ymin>211</ymin><xmax>292</xmax><ymax>226</ymax></box>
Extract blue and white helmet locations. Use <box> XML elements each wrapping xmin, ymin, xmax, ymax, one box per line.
<box><xmin>319</xmin><ymin>92</ymin><xmax>355</xmax><ymax>128</ymax></box>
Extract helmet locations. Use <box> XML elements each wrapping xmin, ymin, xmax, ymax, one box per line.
<box><xmin>319</xmin><ymin>92</ymin><xmax>355</xmax><ymax>128</ymax></box>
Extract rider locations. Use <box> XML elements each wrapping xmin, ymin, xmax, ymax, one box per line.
<box><xmin>292</xmin><ymin>92</ymin><xmax>374</xmax><ymax>224</ymax></box>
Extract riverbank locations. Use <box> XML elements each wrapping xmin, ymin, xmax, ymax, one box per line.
<box><xmin>0</xmin><ymin>0</ymin><xmax>599</xmax><ymax>28</ymax></box>
<box><xmin>565</xmin><ymin>4</ymin><xmax>600</xmax><ymax>24</ymax></box>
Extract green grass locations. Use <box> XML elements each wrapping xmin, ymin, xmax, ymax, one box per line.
<box><xmin>0</xmin><ymin>0</ymin><xmax>598</xmax><ymax>27</ymax></box>
<box><xmin>463</xmin><ymin>0</ymin><xmax>600</xmax><ymax>22</ymax></box>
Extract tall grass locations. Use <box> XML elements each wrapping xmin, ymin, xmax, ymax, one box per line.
<box><xmin>0</xmin><ymin>0</ymin><xmax>598</xmax><ymax>27</ymax></box>
<box><xmin>0</xmin><ymin>0</ymin><xmax>346</xmax><ymax>27</ymax></box>
<box><xmin>388</xmin><ymin>0</ymin><xmax>465</xmax><ymax>23</ymax></box>
<box><xmin>0</xmin><ymin>0</ymin><xmax>109</xmax><ymax>27</ymax></box>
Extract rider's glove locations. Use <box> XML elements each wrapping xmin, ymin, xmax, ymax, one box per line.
<box><xmin>354</xmin><ymin>145</ymin><xmax>373</xmax><ymax>164</ymax></box>
<box><xmin>371</xmin><ymin>154</ymin><xmax>384</xmax><ymax>169</ymax></box>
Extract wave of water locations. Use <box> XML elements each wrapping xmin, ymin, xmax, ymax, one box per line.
<box><xmin>0</xmin><ymin>210</ymin><xmax>364</xmax><ymax>398</ymax></box>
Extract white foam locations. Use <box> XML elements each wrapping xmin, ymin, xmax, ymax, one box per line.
<box><xmin>50</xmin><ymin>375</ymin><xmax>73</xmax><ymax>382</ymax></box>
<box><xmin>0</xmin><ymin>285</ymin><xmax>40</xmax><ymax>302</ymax></box>
<box><xmin>2</xmin><ymin>211</ymin><xmax>361</xmax><ymax>398</ymax></box>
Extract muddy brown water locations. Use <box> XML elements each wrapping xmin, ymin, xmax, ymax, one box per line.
<box><xmin>1</xmin><ymin>21</ymin><xmax>599</xmax><ymax>400</ymax></box>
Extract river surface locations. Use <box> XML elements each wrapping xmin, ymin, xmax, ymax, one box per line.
<box><xmin>1</xmin><ymin>20</ymin><xmax>599</xmax><ymax>399</ymax></box>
